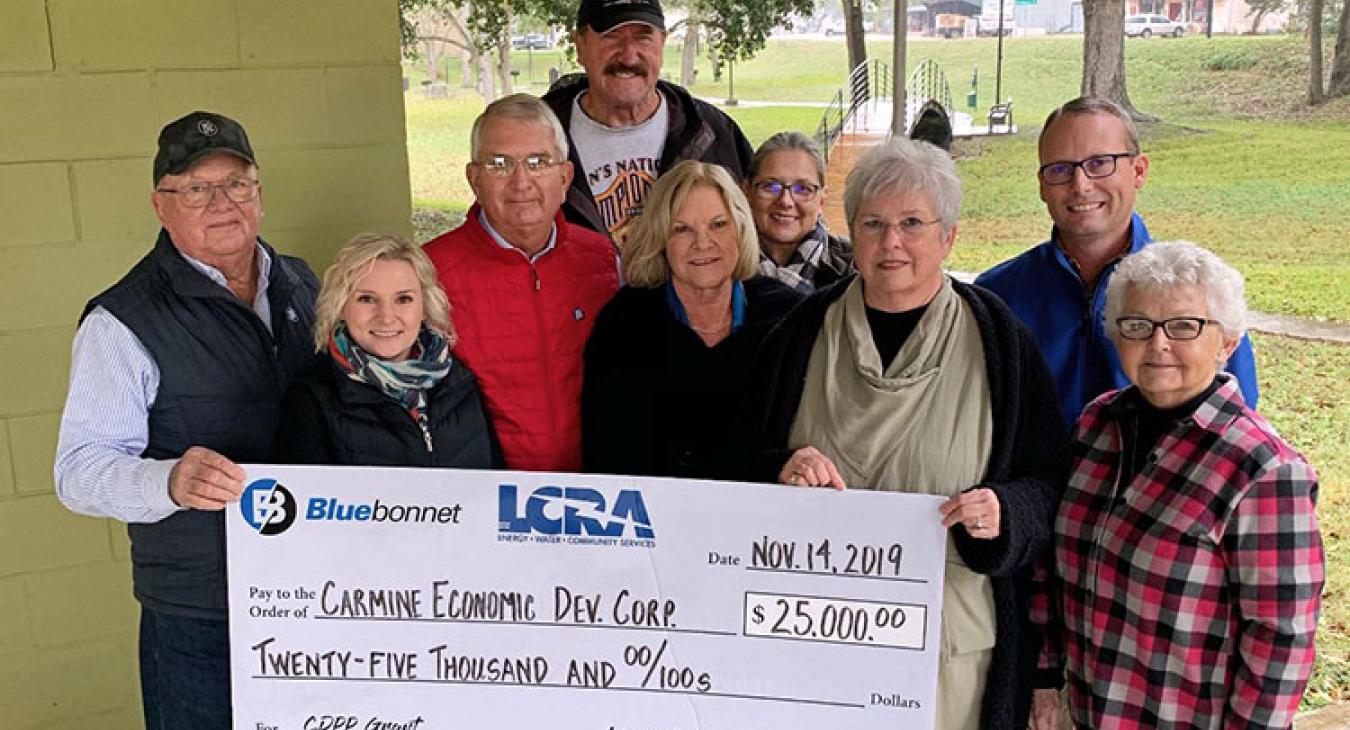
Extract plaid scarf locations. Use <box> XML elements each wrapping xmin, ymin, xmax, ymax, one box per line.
<box><xmin>328</xmin><ymin>323</ymin><xmax>454</xmax><ymax>428</ymax></box>
<box><xmin>757</xmin><ymin>220</ymin><xmax>830</xmax><ymax>293</ymax></box>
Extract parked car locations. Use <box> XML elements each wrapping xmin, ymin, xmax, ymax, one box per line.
<box><xmin>1124</xmin><ymin>14</ymin><xmax>1185</xmax><ymax>38</ymax></box>
<box><xmin>524</xmin><ymin>33</ymin><xmax>551</xmax><ymax>50</ymax></box>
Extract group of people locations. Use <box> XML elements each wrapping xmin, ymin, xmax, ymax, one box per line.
<box><xmin>53</xmin><ymin>0</ymin><xmax>1322</xmax><ymax>728</ymax></box>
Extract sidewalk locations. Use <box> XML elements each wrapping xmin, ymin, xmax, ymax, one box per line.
<box><xmin>1299</xmin><ymin>702</ymin><xmax>1350</xmax><ymax>729</ymax></box>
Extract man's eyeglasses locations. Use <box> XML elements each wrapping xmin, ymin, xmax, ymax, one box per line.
<box><xmin>856</xmin><ymin>216</ymin><xmax>941</xmax><ymax>241</ymax></box>
<box><xmin>155</xmin><ymin>178</ymin><xmax>260</xmax><ymax>208</ymax></box>
<box><xmin>475</xmin><ymin>154</ymin><xmax>562</xmax><ymax>178</ymax></box>
<box><xmin>752</xmin><ymin>180</ymin><xmax>821</xmax><ymax>200</ymax></box>
<box><xmin>1115</xmin><ymin>316</ymin><xmax>1220</xmax><ymax>341</ymax></box>
<box><xmin>1038</xmin><ymin>153</ymin><xmax>1136</xmax><ymax>185</ymax></box>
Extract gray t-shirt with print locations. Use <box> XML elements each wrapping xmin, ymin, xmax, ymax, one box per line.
<box><xmin>569</xmin><ymin>91</ymin><xmax>669</xmax><ymax>237</ymax></box>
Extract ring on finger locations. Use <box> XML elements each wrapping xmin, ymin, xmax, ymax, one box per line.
<box><xmin>973</xmin><ymin>517</ymin><xmax>984</xmax><ymax>530</ymax></box>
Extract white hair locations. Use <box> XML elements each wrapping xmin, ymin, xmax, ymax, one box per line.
<box><xmin>470</xmin><ymin>93</ymin><xmax>569</xmax><ymax>162</ymax></box>
<box><xmin>843</xmin><ymin>137</ymin><xmax>962</xmax><ymax>237</ymax></box>
<box><xmin>1104</xmin><ymin>240</ymin><xmax>1248</xmax><ymax>340</ymax></box>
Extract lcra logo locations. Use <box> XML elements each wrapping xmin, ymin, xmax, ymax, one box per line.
<box><xmin>498</xmin><ymin>484</ymin><xmax>655</xmax><ymax>539</ymax></box>
<box><xmin>240</xmin><ymin>478</ymin><xmax>298</xmax><ymax>536</ymax></box>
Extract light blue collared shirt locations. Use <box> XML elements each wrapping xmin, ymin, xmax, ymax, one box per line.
<box><xmin>54</xmin><ymin>242</ymin><xmax>273</xmax><ymax>523</ymax></box>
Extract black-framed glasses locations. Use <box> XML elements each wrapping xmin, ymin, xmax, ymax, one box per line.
<box><xmin>856</xmin><ymin>216</ymin><xmax>941</xmax><ymax>241</ymax></box>
<box><xmin>1038</xmin><ymin>153</ymin><xmax>1136</xmax><ymax>185</ymax></box>
<box><xmin>475</xmin><ymin>154</ymin><xmax>562</xmax><ymax>178</ymax></box>
<box><xmin>752</xmin><ymin>180</ymin><xmax>821</xmax><ymax>200</ymax></box>
<box><xmin>1115</xmin><ymin>316</ymin><xmax>1220</xmax><ymax>341</ymax></box>
<box><xmin>155</xmin><ymin>178</ymin><xmax>259</xmax><ymax>208</ymax></box>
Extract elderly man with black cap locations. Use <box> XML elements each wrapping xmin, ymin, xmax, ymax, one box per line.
<box><xmin>542</xmin><ymin>0</ymin><xmax>754</xmax><ymax>241</ymax></box>
<box><xmin>54</xmin><ymin>111</ymin><xmax>319</xmax><ymax>728</ymax></box>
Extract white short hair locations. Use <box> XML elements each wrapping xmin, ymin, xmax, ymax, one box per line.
<box><xmin>1104</xmin><ymin>241</ymin><xmax>1248</xmax><ymax>340</ymax></box>
<box><xmin>843</xmin><ymin>138</ymin><xmax>961</xmax><ymax>237</ymax></box>
<box><xmin>470</xmin><ymin>93</ymin><xmax>569</xmax><ymax>162</ymax></box>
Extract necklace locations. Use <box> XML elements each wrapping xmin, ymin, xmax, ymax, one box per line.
<box><xmin>688</xmin><ymin>314</ymin><xmax>731</xmax><ymax>335</ymax></box>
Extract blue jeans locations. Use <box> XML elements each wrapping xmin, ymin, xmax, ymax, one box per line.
<box><xmin>139</xmin><ymin>607</ymin><xmax>231</xmax><ymax>730</ymax></box>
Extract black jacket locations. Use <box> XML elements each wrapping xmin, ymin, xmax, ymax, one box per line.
<box><xmin>543</xmin><ymin>75</ymin><xmax>755</xmax><ymax>236</ymax></box>
<box><xmin>582</xmin><ymin>277</ymin><xmax>800</xmax><ymax>480</ymax></box>
<box><xmin>747</xmin><ymin>275</ymin><xmax>1069</xmax><ymax>730</ymax></box>
<box><xmin>275</xmin><ymin>358</ymin><xmax>500</xmax><ymax>469</ymax></box>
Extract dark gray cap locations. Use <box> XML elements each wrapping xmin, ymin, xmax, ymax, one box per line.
<box><xmin>576</xmin><ymin>0</ymin><xmax>665</xmax><ymax>33</ymax></box>
<box><xmin>153</xmin><ymin>111</ymin><xmax>257</xmax><ymax>183</ymax></box>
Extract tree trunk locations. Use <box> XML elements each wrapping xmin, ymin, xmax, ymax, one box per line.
<box><xmin>495</xmin><ymin>31</ymin><xmax>513</xmax><ymax>96</ymax></box>
<box><xmin>1309</xmin><ymin>0</ymin><xmax>1325</xmax><ymax>104</ymax></box>
<box><xmin>479</xmin><ymin>53</ymin><xmax>497</xmax><ymax>101</ymax></box>
<box><xmin>682</xmin><ymin>19</ymin><xmax>701</xmax><ymax>87</ymax></box>
<box><xmin>1082</xmin><ymin>0</ymin><xmax>1147</xmax><ymax>119</ymax></box>
<box><xmin>1248</xmin><ymin>10</ymin><xmax>1266</xmax><ymax>34</ymax></box>
<box><xmin>461</xmin><ymin>47</ymin><xmax>475</xmax><ymax>87</ymax></box>
<box><xmin>423</xmin><ymin>38</ymin><xmax>441</xmax><ymax>82</ymax></box>
<box><xmin>1329</xmin><ymin>0</ymin><xmax>1350</xmax><ymax>96</ymax></box>
<box><xmin>844</xmin><ymin>0</ymin><xmax>868</xmax><ymax>74</ymax></box>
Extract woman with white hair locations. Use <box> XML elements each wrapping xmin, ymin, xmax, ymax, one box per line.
<box><xmin>748</xmin><ymin>138</ymin><xmax>1068</xmax><ymax>730</ymax></box>
<box><xmin>275</xmin><ymin>233</ymin><xmax>498</xmax><ymax>467</ymax></box>
<box><xmin>1039</xmin><ymin>241</ymin><xmax>1323</xmax><ymax>729</ymax></box>
<box><xmin>582</xmin><ymin>160</ymin><xmax>800</xmax><ymax>479</ymax></box>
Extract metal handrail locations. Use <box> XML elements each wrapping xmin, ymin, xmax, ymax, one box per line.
<box><xmin>815</xmin><ymin>58</ymin><xmax>956</xmax><ymax>160</ymax></box>
<box><xmin>906</xmin><ymin>59</ymin><xmax>952</xmax><ymax>119</ymax></box>
<box><xmin>815</xmin><ymin>58</ymin><xmax>892</xmax><ymax>162</ymax></box>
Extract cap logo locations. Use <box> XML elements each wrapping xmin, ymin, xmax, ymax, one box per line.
<box><xmin>197</xmin><ymin>119</ymin><xmax>219</xmax><ymax>137</ymax></box>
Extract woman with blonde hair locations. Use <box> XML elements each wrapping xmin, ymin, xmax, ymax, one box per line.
<box><xmin>275</xmin><ymin>233</ymin><xmax>498</xmax><ymax>467</ymax></box>
<box><xmin>582</xmin><ymin>160</ymin><xmax>800</xmax><ymax>479</ymax></box>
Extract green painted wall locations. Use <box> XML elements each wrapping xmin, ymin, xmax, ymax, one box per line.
<box><xmin>0</xmin><ymin>1</ymin><xmax>411</xmax><ymax>726</ymax></box>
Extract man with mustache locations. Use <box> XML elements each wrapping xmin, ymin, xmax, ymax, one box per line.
<box><xmin>975</xmin><ymin>96</ymin><xmax>1258</xmax><ymax>426</ymax></box>
<box><xmin>543</xmin><ymin>0</ymin><xmax>753</xmax><ymax>241</ymax></box>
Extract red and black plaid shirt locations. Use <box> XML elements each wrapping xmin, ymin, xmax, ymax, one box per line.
<box><xmin>1046</xmin><ymin>376</ymin><xmax>1323</xmax><ymax>729</ymax></box>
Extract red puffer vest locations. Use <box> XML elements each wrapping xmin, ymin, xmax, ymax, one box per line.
<box><xmin>423</xmin><ymin>206</ymin><xmax>619</xmax><ymax>472</ymax></box>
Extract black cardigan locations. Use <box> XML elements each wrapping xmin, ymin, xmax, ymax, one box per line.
<box><xmin>274</xmin><ymin>358</ymin><xmax>501</xmax><ymax>469</ymax></box>
<box><xmin>582</xmin><ymin>276</ymin><xmax>801</xmax><ymax>480</ymax></box>
<box><xmin>748</xmin><ymin>275</ymin><xmax>1069</xmax><ymax>730</ymax></box>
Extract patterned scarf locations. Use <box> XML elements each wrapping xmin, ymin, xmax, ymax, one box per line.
<box><xmin>757</xmin><ymin>220</ymin><xmax>830</xmax><ymax>293</ymax></box>
<box><xmin>328</xmin><ymin>323</ymin><xmax>454</xmax><ymax>430</ymax></box>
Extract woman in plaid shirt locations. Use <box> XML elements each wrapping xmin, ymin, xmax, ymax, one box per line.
<box><xmin>1040</xmin><ymin>241</ymin><xmax>1323</xmax><ymax>729</ymax></box>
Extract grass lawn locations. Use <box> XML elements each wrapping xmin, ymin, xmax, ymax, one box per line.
<box><xmin>1254</xmin><ymin>333</ymin><xmax>1350</xmax><ymax>709</ymax></box>
<box><xmin>404</xmin><ymin>36</ymin><xmax>1349</xmax><ymax>706</ymax></box>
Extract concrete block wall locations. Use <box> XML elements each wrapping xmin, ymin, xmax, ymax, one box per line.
<box><xmin>0</xmin><ymin>1</ymin><xmax>411</xmax><ymax>726</ymax></box>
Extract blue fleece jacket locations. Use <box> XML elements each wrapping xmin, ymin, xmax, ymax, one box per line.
<box><xmin>975</xmin><ymin>212</ymin><xmax>1259</xmax><ymax>425</ymax></box>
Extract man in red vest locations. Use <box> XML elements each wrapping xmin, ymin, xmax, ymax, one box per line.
<box><xmin>423</xmin><ymin>94</ymin><xmax>620</xmax><ymax>472</ymax></box>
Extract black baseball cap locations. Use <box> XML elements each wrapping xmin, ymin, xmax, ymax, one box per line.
<box><xmin>153</xmin><ymin>111</ymin><xmax>257</xmax><ymax>183</ymax></box>
<box><xmin>576</xmin><ymin>0</ymin><xmax>665</xmax><ymax>33</ymax></box>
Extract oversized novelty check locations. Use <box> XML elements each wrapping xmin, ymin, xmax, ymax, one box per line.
<box><xmin>227</xmin><ymin>466</ymin><xmax>947</xmax><ymax>730</ymax></box>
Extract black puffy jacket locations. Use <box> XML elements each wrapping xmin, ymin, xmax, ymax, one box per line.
<box><xmin>274</xmin><ymin>358</ymin><xmax>500</xmax><ymax>469</ymax></box>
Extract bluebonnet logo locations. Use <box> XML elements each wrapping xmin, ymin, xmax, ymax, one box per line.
<box><xmin>498</xmin><ymin>484</ymin><xmax>655</xmax><ymax>543</ymax></box>
<box><xmin>240</xmin><ymin>479</ymin><xmax>297</xmax><ymax>536</ymax></box>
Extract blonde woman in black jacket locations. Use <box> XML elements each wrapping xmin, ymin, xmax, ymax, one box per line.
<box><xmin>275</xmin><ymin>233</ymin><xmax>499</xmax><ymax>468</ymax></box>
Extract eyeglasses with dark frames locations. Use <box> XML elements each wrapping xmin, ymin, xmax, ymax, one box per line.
<box><xmin>1115</xmin><ymin>316</ymin><xmax>1220</xmax><ymax>341</ymax></box>
<box><xmin>1038</xmin><ymin>153</ymin><xmax>1136</xmax><ymax>185</ymax></box>
<box><xmin>475</xmin><ymin>154</ymin><xmax>562</xmax><ymax>178</ymax></box>
<box><xmin>155</xmin><ymin>178</ymin><xmax>260</xmax><ymax>208</ymax></box>
<box><xmin>752</xmin><ymin>180</ymin><xmax>821</xmax><ymax>200</ymax></box>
